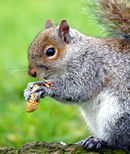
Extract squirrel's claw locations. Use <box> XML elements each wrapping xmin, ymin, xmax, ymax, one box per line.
<box><xmin>24</xmin><ymin>81</ymin><xmax>52</xmax><ymax>102</ymax></box>
<box><xmin>24</xmin><ymin>89</ymin><xmax>31</xmax><ymax>102</ymax></box>
<box><xmin>24</xmin><ymin>81</ymin><xmax>45</xmax><ymax>102</ymax></box>
<box><xmin>76</xmin><ymin>136</ymin><xmax>107</xmax><ymax>150</ymax></box>
<box><xmin>31</xmin><ymin>86</ymin><xmax>45</xmax><ymax>93</ymax></box>
<box><xmin>34</xmin><ymin>90</ymin><xmax>45</xmax><ymax>101</ymax></box>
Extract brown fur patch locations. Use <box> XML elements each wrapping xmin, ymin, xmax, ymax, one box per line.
<box><xmin>29</xmin><ymin>26</ymin><xmax>67</xmax><ymax>64</ymax></box>
<box><xmin>101</xmin><ymin>38</ymin><xmax>130</xmax><ymax>53</ymax></box>
<box><xmin>92</xmin><ymin>76</ymin><xmax>111</xmax><ymax>98</ymax></box>
<box><xmin>104</xmin><ymin>77</ymin><xmax>111</xmax><ymax>85</ymax></box>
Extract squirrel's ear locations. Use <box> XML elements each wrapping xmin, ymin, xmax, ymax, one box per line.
<box><xmin>45</xmin><ymin>19</ymin><xmax>53</xmax><ymax>29</ymax></box>
<box><xmin>58</xmin><ymin>20</ymin><xmax>70</xmax><ymax>44</ymax></box>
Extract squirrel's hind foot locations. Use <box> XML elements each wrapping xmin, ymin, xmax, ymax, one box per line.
<box><xmin>76</xmin><ymin>136</ymin><xmax>107</xmax><ymax>150</ymax></box>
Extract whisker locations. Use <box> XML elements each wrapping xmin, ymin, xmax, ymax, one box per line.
<box><xmin>6</xmin><ymin>65</ymin><xmax>28</xmax><ymax>78</ymax></box>
<box><xmin>8</xmin><ymin>65</ymin><xmax>28</xmax><ymax>70</ymax></box>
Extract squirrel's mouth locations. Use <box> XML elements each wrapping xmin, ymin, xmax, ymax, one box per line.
<box><xmin>44</xmin><ymin>76</ymin><xmax>48</xmax><ymax>80</ymax></box>
<box><xmin>43</xmin><ymin>74</ymin><xmax>51</xmax><ymax>80</ymax></box>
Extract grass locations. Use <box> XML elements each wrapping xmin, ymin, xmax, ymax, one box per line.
<box><xmin>0</xmin><ymin>0</ymin><xmax>105</xmax><ymax>148</ymax></box>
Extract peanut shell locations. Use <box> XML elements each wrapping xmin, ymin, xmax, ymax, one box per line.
<box><xmin>26</xmin><ymin>84</ymin><xmax>40</xmax><ymax>112</ymax></box>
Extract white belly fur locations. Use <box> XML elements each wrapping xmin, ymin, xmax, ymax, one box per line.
<box><xmin>80</xmin><ymin>91</ymin><xmax>120</xmax><ymax>141</ymax></box>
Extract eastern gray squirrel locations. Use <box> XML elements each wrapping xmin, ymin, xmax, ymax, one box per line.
<box><xmin>24</xmin><ymin>0</ymin><xmax>130</xmax><ymax>151</ymax></box>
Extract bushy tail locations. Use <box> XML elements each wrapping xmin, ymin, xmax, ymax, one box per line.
<box><xmin>85</xmin><ymin>0</ymin><xmax>130</xmax><ymax>39</ymax></box>
<box><xmin>97</xmin><ymin>0</ymin><xmax>130</xmax><ymax>39</ymax></box>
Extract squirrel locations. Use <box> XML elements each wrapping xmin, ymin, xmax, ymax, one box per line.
<box><xmin>24</xmin><ymin>0</ymin><xmax>130</xmax><ymax>151</ymax></box>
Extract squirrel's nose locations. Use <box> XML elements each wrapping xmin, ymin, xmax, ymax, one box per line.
<box><xmin>28</xmin><ymin>67</ymin><xmax>37</xmax><ymax>78</ymax></box>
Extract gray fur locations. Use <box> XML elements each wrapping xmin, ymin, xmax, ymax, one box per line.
<box><xmin>24</xmin><ymin>22</ymin><xmax>130</xmax><ymax>151</ymax></box>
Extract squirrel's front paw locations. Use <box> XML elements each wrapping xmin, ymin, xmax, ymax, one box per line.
<box><xmin>24</xmin><ymin>81</ymin><xmax>47</xmax><ymax>102</ymax></box>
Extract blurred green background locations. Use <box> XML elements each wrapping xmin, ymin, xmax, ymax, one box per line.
<box><xmin>0</xmin><ymin>0</ymin><xmax>105</xmax><ymax>148</ymax></box>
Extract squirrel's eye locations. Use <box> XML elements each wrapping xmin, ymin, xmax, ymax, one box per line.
<box><xmin>46</xmin><ymin>48</ymin><xmax>56</xmax><ymax>57</ymax></box>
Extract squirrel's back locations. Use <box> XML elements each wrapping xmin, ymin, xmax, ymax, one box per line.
<box><xmin>98</xmin><ymin>38</ymin><xmax>130</xmax><ymax>102</ymax></box>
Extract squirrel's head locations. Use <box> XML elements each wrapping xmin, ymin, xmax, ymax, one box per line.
<box><xmin>28</xmin><ymin>19</ymin><xmax>71</xmax><ymax>81</ymax></box>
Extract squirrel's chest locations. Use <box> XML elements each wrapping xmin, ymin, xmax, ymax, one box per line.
<box><xmin>80</xmin><ymin>91</ymin><xmax>119</xmax><ymax>139</ymax></box>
